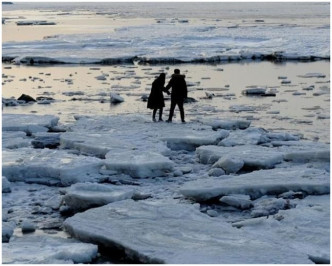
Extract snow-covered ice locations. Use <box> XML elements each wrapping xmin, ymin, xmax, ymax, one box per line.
<box><xmin>212</xmin><ymin>156</ymin><xmax>245</xmax><ymax>174</ymax></box>
<box><xmin>284</xmin><ymin>149</ymin><xmax>329</xmax><ymax>163</ymax></box>
<box><xmin>63</xmin><ymin>182</ymin><xmax>134</xmax><ymax>212</ymax></box>
<box><xmin>104</xmin><ymin>151</ymin><xmax>174</xmax><ymax>178</ymax></box>
<box><xmin>2</xmin><ymin>222</ymin><xmax>15</xmax><ymax>243</ymax></box>
<box><xmin>196</xmin><ymin>145</ymin><xmax>284</xmax><ymax>169</ymax></box>
<box><xmin>200</xmin><ymin>118</ymin><xmax>251</xmax><ymax>130</ymax></box>
<box><xmin>180</xmin><ymin>166</ymin><xmax>329</xmax><ymax>201</ymax></box>
<box><xmin>218</xmin><ymin>127</ymin><xmax>299</xmax><ymax>146</ymax></box>
<box><xmin>2</xmin><ymin>114</ymin><xmax>59</xmax><ymax>134</ymax></box>
<box><xmin>161</xmin><ymin>130</ymin><xmax>229</xmax><ymax>151</ymax></box>
<box><xmin>63</xmin><ymin>199</ymin><xmax>311</xmax><ymax>263</ymax></box>
<box><xmin>2</xmin><ymin>131</ymin><xmax>31</xmax><ymax>149</ymax></box>
<box><xmin>2</xmin><ymin>176</ymin><xmax>12</xmax><ymax>193</ymax></box>
<box><xmin>2</xmin><ymin>148</ymin><xmax>103</xmax><ymax>185</ymax></box>
<box><xmin>232</xmin><ymin>195</ymin><xmax>330</xmax><ymax>264</ymax></box>
<box><xmin>2</xmin><ymin>235</ymin><xmax>98</xmax><ymax>264</ymax></box>
<box><xmin>219</xmin><ymin>194</ymin><xmax>253</xmax><ymax>209</ymax></box>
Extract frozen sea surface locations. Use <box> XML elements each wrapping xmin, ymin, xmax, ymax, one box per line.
<box><xmin>2</xmin><ymin>2</ymin><xmax>330</xmax><ymax>63</ymax></box>
<box><xmin>2</xmin><ymin>113</ymin><xmax>330</xmax><ymax>263</ymax></box>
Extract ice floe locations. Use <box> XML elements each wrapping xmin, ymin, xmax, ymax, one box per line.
<box><xmin>110</xmin><ymin>92</ymin><xmax>124</xmax><ymax>103</ymax></box>
<box><xmin>2</xmin><ymin>131</ymin><xmax>31</xmax><ymax>149</ymax></box>
<box><xmin>2</xmin><ymin>235</ymin><xmax>98</xmax><ymax>264</ymax></box>
<box><xmin>197</xmin><ymin>145</ymin><xmax>283</xmax><ymax>170</ymax></box>
<box><xmin>199</xmin><ymin>118</ymin><xmax>251</xmax><ymax>130</ymax></box>
<box><xmin>232</xmin><ymin>195</ymin><xmax>330</xmax><ymax>264</ymax></box>
<box><xmin>104</xmin><ymin>151</ymin><xmax>174</xmax><ymax>178</ymax></box>
<box><xmin>63</xmin><ymin>199</ymin><xmax>311</xmax><ymax>263</ymax></box>
<box><xmin>2</xmin><ymin>148</ymin><xmax>103</xmax><ymax>185</ymax></box>
<box><xmin>63</xmin><ymin>182</ymin><xmax>134</xmax><ymax>212</ymax></box>
<box><xmin>219</xmin><ymin>127</ymin><xmax>269</xmax><ymax>146</ymax></box>
<box><xmin>219</xmin><ymin>194</ymin><xmax>253</xmax><ymax>209</ymax></box>
<box><xmin>161</xmin><ymin>130</ymin><xmax>229</xmax><ymax>151</ymax></box>
<box><xmin>31</xmin><ymin>132</ymin><xmax>61</xmax><ymax>149</ymax></box>
<box><xmin>180</xmin><ymin>166</ymin><xmax>329</xmax><ymax>201</ymax></box>
<box><xmin>2</xmin><ymin>222</ymin><xmax>15</xmax><ymax>243</ymax></box>
<box><xmin>3</xmin><ymin>114</ymin><xmax>59</xmax><ymax>134</ymax></box>
<box><xmin>2</xmin><ymin>176</ymin><xmax>12</xmax><ymax>193</ymax></box>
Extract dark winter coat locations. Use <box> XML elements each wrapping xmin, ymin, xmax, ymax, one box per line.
<box><xmin>147</xmin><ymin>77</ymin><xmax>165</xmax><ymax>109</ymax></box>
<box><xmin>165</xmin><ymin>74</ymin><xmax>187</xmax><ymax>100</ymax></box>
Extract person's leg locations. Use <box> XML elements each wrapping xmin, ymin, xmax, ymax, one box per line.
<box><xmin>167</xmin><ymin>100</ymin><xmax>176</xmax><ymax>122</ymax></box>
<box><xmin>159</xmin><ymin>108</ymin><xmax>163</xmax><ymax>121</ymax></box>
<box><xmin>178</xmin><ymin>100</ymin><xmax>185</xmax><ymax>122</ymax></box>
<box><xmin>152</xmin><ymin>109</ymin><xmax>157</xmax><ymax>122</ymax></box>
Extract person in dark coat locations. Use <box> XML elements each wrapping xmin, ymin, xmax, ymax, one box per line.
<box><xmin>165</xmin><ymin>69</ymin><xmax>188</xmax><ymax>123</ymax></box>
<box><xmin>147</xmin><ymin>73</ymin><xmax>166</xmax><ymax>122</ymax></box>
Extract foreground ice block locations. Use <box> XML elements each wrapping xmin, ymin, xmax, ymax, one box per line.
<box><xmin>2</xmin><ymin>114</ymin><xmax>59</xmax><ymax>134</ymax></box>
<box><xmin>2</xmin><ymin>235</ymin><xmax>98</xmax><ymax>264</ymax></box>
<box><xmin>63</xmin><ymin>183</ymin><xmax>135</xmax><ymax>212</ymax></box>
<box><xmin>2</xmin><ymin>148</ymin><xmax>103</xmax><ymax>186</ymax></box>
<box><xmin>104</xmin><ymin>151</ymin><xmax>174</xmax><ymax>178</ymax></box>
<box><xmin>196</xmin><ymin>145</ymin><xmax>283</xmax><ymax>169</ymax></box>
<box><xmin>232</xmin><ymin>195</ymin><xmax>330</xmax><ymax>264</ymax></box>
<box><xmin>180</xmin><ymin>166</ymin><xmax>330</xmax><ymax>201</ymax></box>
<box><xmin>63</xmin><ymin>200</ymin><xmax>311</xmax><ymax>264</ymax></box>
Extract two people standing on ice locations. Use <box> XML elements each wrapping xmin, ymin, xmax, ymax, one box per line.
<box><xmin>147</xmin><ymin>69</ymin><xmax>187</xmax><ymax>123</ymax></box>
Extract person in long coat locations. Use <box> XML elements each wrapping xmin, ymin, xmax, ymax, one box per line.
<box><xmin>147</xmin><ymin>73</ymin><xmax>166</xmax><ymax>122</ymax></box>
<box><xmin>164</xmin><ymin>69</ymin><xmax>187</xmax><ymax>123</ymax></box>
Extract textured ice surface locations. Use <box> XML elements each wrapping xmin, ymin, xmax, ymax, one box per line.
<box><xmin>197</xmin><ymin>145</ymin><xmax>283</xmax><ymax>169</ymax></box>
<box><xmin>212</xmin><ymin>156</ymin><xmax>245</xmax><ymax>174</ymax></box>
<box><xmin>2</xmin><ymin>131</ymin><xmax>31</xmax><ymax>149</ymax></box>
<box><xmin>2</xmin><ymin>176</ymin><xmax>12</xmax><ymax>193</ymax></box>
<box><xmin>233</xmin><ymin>195</ymin><xmax>330</xmax><ymax>264</ymax></box>
<box><xmin>162</xmin><ymin>130</ymin><xmax>229</xmax><ymax>151</ymax></box>
<box><xmin>31</xmin><ymin>132</ymin><xmax>61</xmax><ymax>149</ymax></box>
<box><xmin>219</xmin><ymin>194</ymin><xmax>252</xmax><ymax>209</ymax></box>
<box><xmin>180</xmin><ymin>166</ymin><xmax>329</xmax><ymax>201</ymax></box>
<box><xmin>219</xmin><ymin>127</ymin><xmax>269</xmax><ymax>146</ymax></box>
<box><xmin>63</xmin><ymin>183</ymin><xmax>134</xmax><ymax>211</ymax></box>
<box><xmin>64</xmin><ymin>200</ymin><xmax>311</xmax><ymax>264</ymax></box>
<box><xmin>199</xmin><ymin>118</ymin><xmax>251</xmax><ymax>130</ymax></box>
<box><xmin>3</xmin><ymin>114</ymin><xmax>59</xmax><ymax>134</ymax></box>
<box><xmin>284</xmin><ymin>150</ymin><xmax>330</xmax><ymax>163</ymax></box>
<box><xmin>60</xmin><ymin>132</ymin><xmax>132</xmax><ymax>158</ymax></box>
<box><xmin>251</xmin><ymin>197</ymin><xmax>288</xmax><ymax>217</ymax></box>
<box><xmin>2</xmin><ymin>235</ymin><xmax>98</xmax><ymax>264</ymax></box>
<box><xmin>2</xmin><ymin>148</ymin><xmax>103</xmax><ymax>185</ymax></box>
<box><xmin>2</xmin><ymin>222</ymin><xmax>15</xmax><ymax>243</ymax></box>
<box><xmin>104</xmin><ymin>151</ymin><xmax>174</xmax><ymax>178</ymax></box>
<box><xmin>61</xmin><ymin>115</ymin><xmax>216</xmax><ymax>157</ymax></box>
